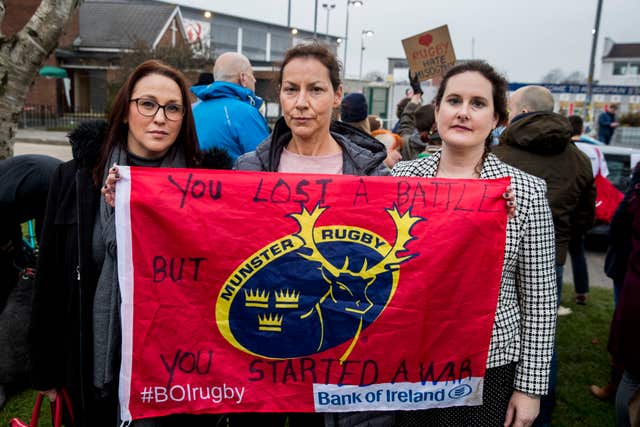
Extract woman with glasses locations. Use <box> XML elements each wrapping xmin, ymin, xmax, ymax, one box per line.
<box><xmin>29</xmin><ymin>60</ymin><xmax>209</xmax><ymax>426</ymax></box>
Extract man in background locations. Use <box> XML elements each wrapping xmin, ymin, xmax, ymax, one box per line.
<box><xmin>192</xmin><ymin>52</ymin><xmax>269</xmax><ymax>163</ymax></box>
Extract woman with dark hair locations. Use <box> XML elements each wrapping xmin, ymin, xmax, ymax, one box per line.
<box><xmin>29</xmin><ymin>60</ymin><xmax>203</xmax><ymax>426</ymax></box>
<box><xmin>393</xmin><ymin>61</ymin><xmax>557</xmax><ymax>426</ymax></box>
<box><xmin>235</xmin><ymin>42</ymin><xmax>388</xmax><ymax>177</ymax></box>
<box><xmin>235</xmin><ymin>42</ymin><xmax>390</xmax><ymax>427</ymax></box>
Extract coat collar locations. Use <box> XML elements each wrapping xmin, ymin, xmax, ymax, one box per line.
<box><xmin>416</xmin><ymin>150</ymin><xmax>507</xmax><ymax>179</ymax></box>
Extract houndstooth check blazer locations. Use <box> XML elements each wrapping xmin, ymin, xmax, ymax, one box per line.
<box><xmin>392</xmin><ymin>151</ymin><xmax>557</xmax><ymax>395</ymax></box>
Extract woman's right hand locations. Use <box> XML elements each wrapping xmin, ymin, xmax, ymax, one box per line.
<box><xmin>101</xmin><ymin>163</ymin><xmax>120</xmax><ymax>208</ymax></box>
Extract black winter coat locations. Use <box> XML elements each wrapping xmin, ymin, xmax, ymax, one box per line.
<box><xmin>28</xmin><ymin>121</ymin><xmax>117</xmax><ymax>427</ymax></box>
<box><xmin>494</xmin><ymin>112</ymin><xmax>596</xmax><ymax>264</ymax></box>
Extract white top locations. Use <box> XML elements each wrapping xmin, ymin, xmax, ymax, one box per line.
<box><xmin>575</xmin><ymin>142</ymin><xmax>609</xmax><ymax>178</ymax></box>
<box><xmin>278</xmin><ymin>148</ymin><xmax>343</xmax><ymax>174</ymax></box>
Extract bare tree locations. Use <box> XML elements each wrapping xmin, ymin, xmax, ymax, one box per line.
<box><xmin>561</xmin><ymin>71</ymin><xmax>587</xmax><ymax>84</ymax></box>
<box><xmin>363</xmin><ymin>70</ymin><xmax>385</xmax><ymax>82</ymax></box>
<box><xmin>0</xmin><ymin>0</ymin><xmax>82</xmax><ymax>159</ymax></box>
<box><xmin>540</xmin><ymin>68</ymin><xmax>565</xmax><ymax>84</ymax></box>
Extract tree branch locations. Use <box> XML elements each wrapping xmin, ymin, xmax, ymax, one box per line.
<box><xmin>0</xmin><ymin>0</ymin><xmax>6</xmax><ymax>37</ymax></box>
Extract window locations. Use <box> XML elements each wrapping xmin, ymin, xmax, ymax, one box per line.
<box><xmin>613</xmin><ymin>62</ymin><xmax>627</xmax><ymax>75</ymax></box>
<box><xmin>613</xmin><ymin>62</ymin><xmax>640</xmax><ymax>76</ymax></box>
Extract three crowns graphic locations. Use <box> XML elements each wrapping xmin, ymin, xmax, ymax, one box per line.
<box><xmin>245</xmin><ymin>288</ymin><xmax>300</xmax><ymax>332</ymax></box>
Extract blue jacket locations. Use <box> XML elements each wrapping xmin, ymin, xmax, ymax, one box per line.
<box><xmin>192</xmin><ymin>82</ymin><xmax>270</xmax><ymax>162</ymax></box>
<box><xmin>598</xmin><ymin>111</ymin><xmax>616</xmax><ymax>144</ymax></box>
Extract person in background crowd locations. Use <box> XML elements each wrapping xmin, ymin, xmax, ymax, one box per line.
<box><xmin>236</xmin><ymin>42</ymin><xmax>390</xmax><ymax>427</ymax></box>
<box><xmin>372</xmin><ymin>128</ymin><xmax>403</xmax><ymax>168</ymax></box>
<box><xmin>607</xmin><ymin>165</ymin><xmax>640</xmax><ymax>426</ymax></box>
<box><xmin>598</xmin><ymin>104</ymin><xmax>619</xmax><ymax>145</ymax></box>
<box><xmin>391</xmin><ymin>97</ymin><xmax>411</xmax><ymax>133</ymax></box>
<box><xmin>591</xmin><ymin>165</ymin><xmax>640</xmax><ymax>402</ymax></box>
<box><xmin>493</xmin><ymin>85</ymin><xmax>595</xmax><ymax>426</ymax></box>
<box><xmin>340</xmin><ymin>92</ymin><xmax>371</xmax><ymax>134</ymax></box>
<box><xmin>190</xmin><ymin>71</ymin><xmax>214</xmax><ymax>109</ymax></box>
<box><xmin>0</xmin><ymin>154</ymin><xmax>61</xmax><ymax>410</ymax></box>
<box><xmin>568</xmin><ymin>114</ymin><xmax>607</xmax><ymax>305</ymax></box>
<box><xmin>192</xmin><ymin>52</ymin><xmax>269</xmax><ymax>163</ymax></box>
<box><xmin>570</xmin><ymin>115</ymin><xmax>609</xmax><ymax>178</ymax></box>
<box><xmin>28</xmin><ymin>60</ymin><xmax>228</xmax><ymax>427</ymax></box>
<box><xmin>368</xmin><ymin>114</ymin><xmax>383</xmax><ymax>132</ymax></box>
<box><xmin>396</xmin><ymin>93</ymin><xmax>439</xmax><ymax>160</ymax></box>
<box><xmin>393</xmin><ymin>61</ymin><xmax>557</xmax><ymax>427</ymax></box>
<box><xmin>0</xmin><ymin>154</ymin><xmax>61</xmax><ymax>310</ymax></box>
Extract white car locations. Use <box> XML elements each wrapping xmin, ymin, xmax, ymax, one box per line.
<box><xmin>598</xmin><ymin>145</ymin><xmax>640</xmax><ymax>191</ymax></box>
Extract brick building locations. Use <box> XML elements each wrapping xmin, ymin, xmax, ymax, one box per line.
<box><xmin>4</xmin><ymin>0</ymin><xmax>339</xmax><ymax>120</ymax></box>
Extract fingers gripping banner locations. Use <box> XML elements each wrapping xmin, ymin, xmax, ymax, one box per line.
<box><xmin>115</xmin><ymin>167</ymin><xmax>509</xmax><ymax>421</ymax></box>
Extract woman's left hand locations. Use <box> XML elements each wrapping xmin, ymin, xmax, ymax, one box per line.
<box><xmin>503</xmin><ymin>390</ymin><xmax>540</xmax><ymax>427</ymax></box>
<box><xmin>503</xmin><ymin>185</ymin><xmax>516</xmax><ymax>219</ymax></box>
<box><xmin>101</xmin><ymin>163</ymin><xmax>120</xmax><ymax>208</ymax></box>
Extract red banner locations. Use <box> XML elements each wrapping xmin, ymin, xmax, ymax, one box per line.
<box><xmin>115</xmin><ymin>167</ymin><xmax>509</xmax><ymax>421</ymax></box>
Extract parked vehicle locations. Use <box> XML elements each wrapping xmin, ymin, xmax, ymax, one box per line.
<box><xmin>584</xmin><ymin>144</ymin><xmax>640</xmax><ymax>250</ymax></box>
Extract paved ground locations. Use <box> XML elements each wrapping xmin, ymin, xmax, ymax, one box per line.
<box><xmin>564</xmin><ymin>250</ymin><xmax>611</xmax><ymax>290</ymax></box>
<box><xmin>14</xmin><ymin>129</ymin><xmax>72</xmax><ymax>161</ymax></box>
<box><xmin>14</xmin><ymin>142</ymin><xmax>72</xmax><ymax>161</ymax></box>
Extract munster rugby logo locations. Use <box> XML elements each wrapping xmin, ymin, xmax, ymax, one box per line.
<box><xmin>216</xmin><ymin>205</ymin><xmax>422</xmax><ymax>361</ymax></box>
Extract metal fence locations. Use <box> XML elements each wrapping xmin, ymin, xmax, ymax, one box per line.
<box><xmin>19</xmin><ymin>105</ymin><xmax>106</xmax><ymax>130</ymax></box>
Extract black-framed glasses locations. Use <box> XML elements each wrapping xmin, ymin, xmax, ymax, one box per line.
<box><xmin>130</xmin><ymin>98</ymin><xmax>185</xmax><ymax>121</ymax></box>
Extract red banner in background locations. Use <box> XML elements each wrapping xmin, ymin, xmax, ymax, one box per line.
<box><xmin>115</xmin><ymin>168</ymin><xmax>509</xmax><ymax>421</ymax></box>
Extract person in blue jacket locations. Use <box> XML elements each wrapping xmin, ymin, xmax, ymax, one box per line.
<box><xmin>192</xmin><ymin>52</ymin><xmax>270</xmax><ymax>163</ymax></box>
<box><xmin>597</xmin><ymin>104</ymin><xmax>619</xmax><ymax>144</ymax></box>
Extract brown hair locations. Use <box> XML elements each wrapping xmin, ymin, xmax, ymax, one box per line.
<box><xmin>277</xmin><ymin>43</ymin><xmax>342</xmax><ymax>91</ymax></box>
<box><xmin>434</xmin><ymin>61</ymin><xmax>508</xmax><ymax>149</ymax></box>
<box><xmin>93</xmin><ymin>59</ymin><xmax>199</xmax><ymax>184</ymax></box>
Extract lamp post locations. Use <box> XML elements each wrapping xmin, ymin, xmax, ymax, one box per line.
<box><xmin>343</xmin><ymin>0</ymin><xmax>363</xmax><ymax>79</ymax></box>
<box><xmin>322</xmin><ymin>2</ymin><xmax>336</xmax><ymax>41</ymax></box>
<box><xmin>584</xmin><ymin>0</ymin><xmax>604</xmax><ymax>121</ymax></box>
<box><xmin>359</xmin><ymin>29</ymin><xmax>374</xmax><ymax>80</ymax></box>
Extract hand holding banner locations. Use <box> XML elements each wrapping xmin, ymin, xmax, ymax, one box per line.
<box><xmin>115</xmin><ymin>167</ymin><xmax>508</xmax><ymax>421</ymax></box>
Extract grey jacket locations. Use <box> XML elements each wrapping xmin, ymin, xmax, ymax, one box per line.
<box><xmin>236</xmin><ymin>118</ymin><xmax>390</xmax><ymax>176</ymax></box>
<box><xmin>396</xmin><ymin>101</ymin><xmax>427</xmax><ymax>161</ymax></box>
<box><xmin>237</xmin><ymin>117</ymin><xmax>392</xmax><ymax>426</ymax></box>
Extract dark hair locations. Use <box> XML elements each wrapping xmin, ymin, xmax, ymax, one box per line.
<box><xmin>434</xmin><ymin>61</ymin><xmax>508</xmax><ymax>149</ymax></box>
<box><xmin>368</xmin><ymin>115</ymin><xmax>381</xmax><ymax>132</ymax></box>
<box><xmin>396</xmin><ymin>97</ymin><xmax>411</xmax><ymax>119</ymax></box>
<box><xmin>93</xmin><ymin>60</ymin><xmax>199</xmax><ymax>185</ymax></box>
<box><xmin>568</xmin><ymin>115</ymin><xmax>584</xmax><ymax>137</ymax></box>
<box><xmin>277</xmin><ymin>43</ymin><xmax>342</xmax><ymax>91</ymax></box>
<box><xmin>415</xmin><ymin>104</ymin><xmax>435</xmax><ymax>132</ymax></box>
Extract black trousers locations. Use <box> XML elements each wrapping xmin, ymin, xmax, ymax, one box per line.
<box><xmin>396</xmin><ymin>363</ymin><xmax>517</xmax><ymax>427</ymax></box>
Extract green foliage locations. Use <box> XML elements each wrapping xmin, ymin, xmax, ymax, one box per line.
<box><xmin>618</xmin><ymin>112</ymin><xmax>640</xmax><ymax>127</ymax></box>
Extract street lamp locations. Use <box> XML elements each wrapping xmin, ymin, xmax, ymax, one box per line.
<box><xmin>343</xmin><ymin>0</ymin><xmax>363</xmax><ymax>79</ymax></box>
<box><xmin>359</xmin><ymin>29</ymin><xmax>374</xmax><ymax>80</ymax></box>
<box><xmin>322</xmin><ymin>2</ymin><xmax>336</xmax><ymax>41</ymax></box>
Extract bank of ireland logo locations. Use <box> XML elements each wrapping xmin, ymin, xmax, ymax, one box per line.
<box><xmin>216</xmin><ymin>205</ymin><xmax>423</xmax><ymax>362</ymax></box>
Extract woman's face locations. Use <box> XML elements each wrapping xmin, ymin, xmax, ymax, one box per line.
<box><xmin>435</xmin><ymin>71</ymin><xmax>498</xmax><ymax>152</ymax></box>
<box><xmin>126</xmin><ymin>73</ymin><xmax>184</xmax><ymax>159</ymax></box>
<box><xmin>280</xmin><ymin>57</ymin><xmax>342</xmax><ymax>141</ymax></box>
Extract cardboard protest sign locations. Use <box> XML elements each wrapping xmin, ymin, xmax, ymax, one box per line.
<box><xmin>115</xmin><ymin>168</ymin><xmax>508</xmax><ymax>421</ymax></box>
<box><xmin>402</xmin><ymin>25</ymin><xmax>456</xmax><ymax>81</ymax></box>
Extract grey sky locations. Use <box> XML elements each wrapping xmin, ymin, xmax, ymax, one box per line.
<box><xmin>165</xmin><ymin>0</ymin><xmax>639</xmax><ymax>83</ymax></box>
